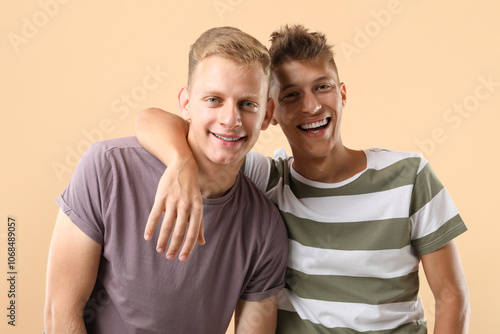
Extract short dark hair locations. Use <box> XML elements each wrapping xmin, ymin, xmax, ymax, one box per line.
<box><xmin>269</xmin><ymin>24</ymin><xmax>339</xmax><ymax>78</ymax></box>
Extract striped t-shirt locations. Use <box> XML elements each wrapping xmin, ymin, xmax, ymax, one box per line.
<box><xmin>243</xmin><ymin>148</ymin><xmax>467</xmax><ymax>333</ymax></box>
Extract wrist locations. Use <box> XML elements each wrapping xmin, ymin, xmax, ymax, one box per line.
<box><xmin>170</xmin><ymin>153</ymin><xmax>198</xmax><ymax>172</ymax></box>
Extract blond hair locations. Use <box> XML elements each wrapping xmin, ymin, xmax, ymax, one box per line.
<box><xmin>188</xmin><ymin>26</ymin><xmax>271</xmax><ymax>88</ymax></box>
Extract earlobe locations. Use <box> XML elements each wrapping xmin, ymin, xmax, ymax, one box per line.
<box><xmin>178</xmin><ymin>87</ymin><xmax>191</xmax><ymax>120</ymax></box>
<box><xmin>261</xmin><ymin>98</ymin><xmax>276</xmax><ymax>130</ymax></box>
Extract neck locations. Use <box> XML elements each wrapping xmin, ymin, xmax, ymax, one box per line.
<box><xmin>196</xmin><ymin>161</ymin><xmax>241</xmax><ymax>199</ymax></box>
<box><xmin>292</xmin><ymin>145</ymin><xmax>366</xmax><ymax>183</ymax></box>
<box><xmin>187</xmin><ymin>136</ymin><xmax>241</xmax><ymax>199</ymax></box>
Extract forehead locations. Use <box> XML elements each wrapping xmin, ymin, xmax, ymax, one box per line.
<box><xmin>190</xmin><ymin>56</ymin><xmax>269</xmax><ymax>96</ymax></box>
<box><xmin>271</xmin><ymin>59</ymin><xmax>339</xmax><ymax>91</ymax></box>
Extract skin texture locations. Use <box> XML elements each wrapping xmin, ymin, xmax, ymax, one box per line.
<box><xmin>269</xmin><ymin>59</ymin><xmax>366</xmax><ymax>183</ymax></box>
<box><xmin>235</xmin><ymin>296</ymin><xmax>278</xmax><ymax>333</ymax></box>
<box><xmin>44</xmin><ymin>209</ymin><xmax>102</xmax><ymax>334</ymax></box>
<box><xmin>421</xmin><ymin>241</ymin><xmax>470</xmax><ymax>333</ymax></box>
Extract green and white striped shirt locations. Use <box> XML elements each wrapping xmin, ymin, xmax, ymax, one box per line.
<box><xmin>243</xmin><ymin>148</ymin><xmax>467</xmax><ymax>333</ymax></box>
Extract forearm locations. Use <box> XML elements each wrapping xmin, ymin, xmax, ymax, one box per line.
<box><xmin>44</xmin><ymin>305</ymin><xmax>87</xmax><ymax>334</ymax></box>
<box><xmin>135</xmin><ymin>107</ymin><xmax>193</xmax><ymax>166</ymax></box>
<box><xmin>433</xmin><ymin>290</ymin><xmax>470</xmax><ymax>334</ymax></box>
<box><xmin>421</xmin><ymin>241</ymin><xmax>470</xmax><ymax>334</ymax></box>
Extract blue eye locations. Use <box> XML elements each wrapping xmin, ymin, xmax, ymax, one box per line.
<box><xmin>208</xmin><ymin>97</ymin><xmax>218</xmax><ymax>103</ymax></box>
<box><xmin>243</xmin><ymin>102</ymin><xmax>256</xmax><ymax>108</ymax></box>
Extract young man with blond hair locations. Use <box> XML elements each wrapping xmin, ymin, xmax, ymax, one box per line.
<box><xmin>44</xmin><ymin>26</ymin><xmax>288</xmax><ymax>333</ymax></box>
<box><xmin>135</xmin><ymin>25</ymin><xmax>470</xmax><ymax>333</ymax></box>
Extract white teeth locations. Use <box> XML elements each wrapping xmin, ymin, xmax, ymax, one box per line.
<box><xmin>214</xmin><ymin>134</ymin><xmax>241</xmax><ymax>142</ymax></box>
<box><xmin>299</xmin><ymin>118</ymin><xmax>328</xmax><ymax>130</ymax></box>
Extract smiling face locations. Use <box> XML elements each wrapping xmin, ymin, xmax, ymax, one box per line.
<box><xmin>270</xmin><ymin>58</ymin><xmax>346</xmax><ymax>163</ymax></box>
<box><xmin>180</xmin><ymin>55</ymin><xmax>273</xmax><ymax>171</ymax></box>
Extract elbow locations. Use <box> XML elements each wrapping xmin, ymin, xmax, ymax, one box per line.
<box><xmin>460</xmin><ymin>290</ymin><xmax>471</xmax><ymax>327</ymax></box>
<box><xmin>436</xmin><ymin>283</ymin><xmax>471</xmax><ymax>330</ymax></box>
<box><xmin>135</xmin><ymin>107</ymin><xmax>161</xmax><ymax>132</ymax></box>
<box><xmin>456</xmin><ymin>283</ymin><xmax>471</xmax><ymax>323</ymax></box>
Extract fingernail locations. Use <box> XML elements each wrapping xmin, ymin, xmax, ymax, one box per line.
<box><xmin>157</xmin><ymin>247</ymin><xmax>165</xmax><ymax>253</ymax></box>
<box><xmin>179</xmin><ymin>254</ymin><xmax>187</xmax><ymax>262</ymax></box>
<box><xmin>166</xmin><ymin>254</ymin><xmax>175</xmax><ymax>260</ymax></box>
<box><xmin>144</xmin><ymin>234</ymin><xmax>151</xmax><ymax>241</ymax></box>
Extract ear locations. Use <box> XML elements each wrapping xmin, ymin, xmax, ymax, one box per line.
<box><xmin>260</xmin><ymin>98</ymin><xmax>275</xmax><ymax>131</ymax></box>
<box><xmin>340</xmin><ymin>82</ymin><xmax>347</xmax><ymax>107</ymax></box>
<box><xmin>178</xmin><ymin>87</ymin><xmax>190</xmax><ymax>121</ymax></box>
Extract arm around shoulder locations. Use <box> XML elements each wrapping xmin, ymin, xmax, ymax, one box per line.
<box><xmin>135</xmin><ymin>107</ymin><xmax>191</xmax><ymax>165</ymax></box>
<box><xmin>44</xmin><ymin>209</ymin><xmax>102</xmax><ymax>334</ymax></box>
<box><xmin>421</xmin><ymin>240</ymin><xmax>470</xmax><ymax>334</ymax></box>
<box><xmin>135</xmin><ymin>107</ymin><xmax>205</xmax><ymax>261</ymax></box>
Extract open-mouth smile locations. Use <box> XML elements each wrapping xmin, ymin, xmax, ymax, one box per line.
<box><xmin>298</xmin><ymin>117</ymin><xmax>331</xmax><ymax>134</ymax></box>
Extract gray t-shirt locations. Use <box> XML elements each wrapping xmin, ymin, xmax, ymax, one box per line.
<box><xmin>56</xmin><ymin>137</ymin><xmax>288</xmax><ymax>334</ymax></box>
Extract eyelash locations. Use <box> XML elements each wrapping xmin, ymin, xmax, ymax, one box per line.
<box><xmin>282</xmin><ymin>84</ymin><xmax>332</xmax><ymax>100</ymax></box>
<box><xmin>205</xmin><ymin>98</ymin><xmax>258</xmax><ymax>110</ymax></box>
<box><xmin>241</xmin><ymin>101</ymin><xmax>258</xmax><ymax>109</ymax></box>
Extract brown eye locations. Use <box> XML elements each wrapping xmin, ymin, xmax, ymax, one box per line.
<box><xmin>283</xmin><ymin>92</ymin><xmax>299</xmax><ymax>100</ymax></box>
<box><xmin>317</xmin><ymin>84</ymin><xmax>331</xmax><ymax>91</ymax></box>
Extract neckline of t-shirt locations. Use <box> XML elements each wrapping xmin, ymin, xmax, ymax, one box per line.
<box><xmin>289</xmin><ymin>149</ymin><xmax>372</xmax><ymax>189</ymax></box>
<box><xmin>201</xmin><ymin>171</ymin><xmax>241</xmax><ymax>205</ymax></box>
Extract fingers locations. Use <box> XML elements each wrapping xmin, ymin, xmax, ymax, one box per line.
<box><xmin>144</xmin><ymin>201</ymin><xmax>164</xmax><ymax>241</ymax></box>
<box><xmin>155</xmin><ymin>205</ymin><xmax>177</xmax><ymax>254</ymax></box>
<box><xmin>197</xmin><ymin>218</ymin><xmax>205</xmax><ymax>245</ymax></box>
<box><xmin>144</xmin><ymin>169</ymin><xmax>205</xmax><ymax>261</ymax></box>
<box><xmin>151</xmin><ymin>200</ymin><xmax>204</xmax><ymax>262</ymax></box>
<box><xmin>165</xmin><ymin>208</ymin><xmax>189</xmax><ymax>260</ymax></box>
<box><xmin>177</xmin><ymin>205</ymin><xmax>204</xmax><ymax>262</ymax></box>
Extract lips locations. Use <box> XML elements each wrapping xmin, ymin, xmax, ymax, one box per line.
<box><xmin>298</xmin><ymin>117</ymin><xmax>331</xmax><ymax>133</ymax></box>
<box><xmin>212</xmin><ymin>133</ymin><xmax>244</xmax><ymax>142</ymax></box>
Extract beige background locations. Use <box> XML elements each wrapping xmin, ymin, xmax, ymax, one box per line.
<box><xmin>1</xmin><ymin>0</ymin><xmax>498</xmax><ymax>333</ymax></box>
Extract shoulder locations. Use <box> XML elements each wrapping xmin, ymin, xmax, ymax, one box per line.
<box><xmin>87</xmin><ymin>136</ymin><xmax>163</xmax><ymax>167</ymax></box>
<box><xmin>89</xmin><ymin>136</ymin><xmax>143</xmax><ymax>155</ymax></box>
<box><xmin>238</xmin><ymin>173</ymin><xmax>279</xmax><ymax>210</ymax></box>
<box><xmin>237</xmin><ymin>173</ymin><xmax>283</xmax><ymax>224</ymax></box>
<box><xmin>365</xmin><ymin>148</ymin><xmax>427</xmax><ymax>173</ymax></box>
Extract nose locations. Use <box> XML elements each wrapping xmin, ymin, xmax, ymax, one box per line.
<box><xmin>219</xmin><ymin>101</ymin><xmax>242</xmax><ymax>128</ymax></box>
<box><xmin>302</xmin><ymin>91</ymin><xmax>321</xmax><ymax>114</ymax></box>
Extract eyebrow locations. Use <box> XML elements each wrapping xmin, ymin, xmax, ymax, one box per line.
<box><xmin>202</xmin><ymin>90</ymin><xmax>261</xmax><ymax>100</ymax></box>
<box><xmin>280</xmin><ymin>76</ymin><xmax>334</xmax><ymax>92</ymax></box>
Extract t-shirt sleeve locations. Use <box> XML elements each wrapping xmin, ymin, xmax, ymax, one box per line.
<box><xmin>409</xmin><ymin>156</ymin><xmax>467</xmax><ymax>255</ymax></box>
<box><xmin>56</xmin><ymin>143</ymin><xmax>113</xmax><ymax>245</ymax></box>
<box><xmin>242</xmin><ymin>150</ymin><xmax>272</xmax><ymax>193</ymax></box>
<box><xmin>240</xmin><ymin>214</ymin><xmax>289</xmax><ymax>301</ymax></box>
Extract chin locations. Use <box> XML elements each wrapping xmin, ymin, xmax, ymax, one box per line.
<box><xmin>210</xmin><ymin>154</ymin><xmax>244</xmax><ymax>167</ymax></box>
